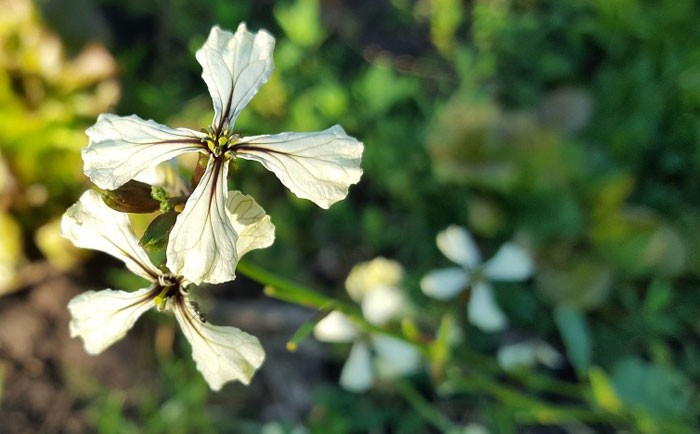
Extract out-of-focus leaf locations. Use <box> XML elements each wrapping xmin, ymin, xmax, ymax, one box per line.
<box><xmin>554</xmin><ymin>304</ymin><xmax>591</xmax><ymax>377</ymax></box>
<box><xmin>589</xmin><ymin>366</ymin><xmax>622</xmax><ymax>413</ymax></box>
<box><xmin>274</xmin><ymin>0</ymin><xmax>326</xmax><ymax>47</ymax></box>
<box><xmin>355</xmin><ymin>60</ymin><xmax>420</xmax><ymax>117</ymax></box>
<box><xmin>0</xmin><ymin>211</ymin><xmax>23</xmax><ymax>294</ymax></box>
<box><xmin>611</xmin><ymin>357</ymin><xmax>692</xmax><ymax>423</ymax></box>
<box><xmin>643</xmin><ymin>279</ymin><xmax>672</xmax><ymax>314</ymax></box>
<box><xmin>466</xmin><ymin>195</ymin><xmax>506</xmax><ymax>237</ymax></box>
<box><xmin>35</xmin><ymin>217</ymin><xmax>86</xmax><ymax>270</ymax></box>
<box><xmin>592</xmin><ymin>207</ymin><xmax>685</xmax><ymax>276</ymax></box>
<box><xmin>536</xmin><ymin>253</ymin><xmax>613</xmax><ymax>310</ymax></box>
<box><xmin>430</xmin><ymin>0</ymin><xmax>463</xmax><ymax>57</ymax></box>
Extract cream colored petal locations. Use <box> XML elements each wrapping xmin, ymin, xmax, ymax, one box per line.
<box><xmin>172</xmin><ymin>297</ymin><xmax>265</xmax><ymax>390</ymax></box>
<box><xmin>372</xmin><ymin>335</ymin><xmax>421</xmax><ymax>378</ymax></box>
<box><xmin>361</xmin><ymin>286</ymin><xmax>406</xmax><ymax>326</ymax></box>
<box><xmin>226</xmin><ymin>191</ymin><xmax>275</xmax><ymax>258</ymax></box>
<box><xmin>339</xmin><ymin>341</ymin><xmax>373</xmax><ymax>393</ymax></box>
<box><xmin>196</xmin><ymin>24</ymin><xmax>275</xmax><ymax>131</ymax></box>
<box><xmin>467</xmin><ymin>282</ymin><xmax>508</xmax><ymax>332</ymax></box>
<box><xmin>83</xmin><ymin>113</ymin><xmax>204</xmax><ymax>190</ymax></box>
<box><xmin>483</xmin><ymin>242</ymin><xmax>534</xmax><ymax>282</ymax></box>
<box><xmin>68</xmin><ymin>287</ymin><xmax>155</xmax><ymax>354</ymax></box>
<box><xmin>345</xmin><ymin>257</ymin><xmax>404</xmax><ymax>303</ymax></box>
<box><xmin>313</xmin><ymin>311</ymin><xmax>357</xmax><ymax>343</ymax></box>
<box><xmin>235</xmin><ymin>126</ymin><xmax>364</xmax><ymax>209</ymax></box>
<box><xmin>420</xmin><ymin>267</ymin><xmax>469</xmax><ymax>300</ymax></box>
<box><xmin>436</xmin><ymin>225</ymin><xmax>481</xmax><ymax>269</ymax></box>
<box><xmin>167</xmin><ymin>159</ymin><xmax>238</xmax><ymax>285</ymax></box>
<box><xmin>61</xmin><ymin>190</ymin><xmax>160</xmax><ymax>281</ymax></box>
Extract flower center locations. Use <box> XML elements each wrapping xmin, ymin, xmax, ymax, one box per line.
<box><xmin>204</xmin><ymin>127</ymin><xmax>239</xmax><ymax>160</ymax></box>
<box><xmin>153</xmin><ymin>273</ymin><xmax>183</xmax><ymax>311</ymax></box>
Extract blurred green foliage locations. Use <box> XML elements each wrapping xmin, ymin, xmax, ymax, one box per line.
<box><xmin>3</xmin><ymin>0</ymin><xmax>700</xmax><ymax>432</ymax></box>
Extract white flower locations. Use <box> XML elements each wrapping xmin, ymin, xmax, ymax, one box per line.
<box><xmin>82</xmin><ymin>24</ymin><xmax>364</xmax><ymax>285</ymax></box>
<box><xmin>62</xmin><ymin>189</ymin><xmax>274</xmax><ymax>390</ymax></box>
<box><xmin>497</xmin><ymin>339</ymin><xmax>562</xmax><ymax>371</ymax></box>
<box><xmin>420</xmin><ymin>225</ymin><xmax>534</xmax><ymax>332</ymax></box>
<box><xmin>313</xmin><ymin>258</ymin><xmax>421</xmax><ymax>392</ymax></box>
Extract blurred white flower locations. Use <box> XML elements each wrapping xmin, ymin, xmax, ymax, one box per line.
<box><xmin>82</xmin><ymin>24</ymin><xmax>363</xmax><ymax>285</ymax></box>
<box><xmin>313</xmin><ymin>258</ymin><xmax>421</xmax><ymax>392</ymax></box>
<box><xmin>420</xmin><ymin>225</ymin><xmax>533</xmax><ymax>332</ymax></box>
<box><xmin>497</xmin><ymin>339</ymin><xmax>562</xmax><ymax>371</ymax></box>
<box><xmin>62</xmin><ymin>190</ymin><xmax>274</xmax><ymax>390</ymax></box>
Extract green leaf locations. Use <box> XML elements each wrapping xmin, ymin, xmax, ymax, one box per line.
<box><xmin>274</xmin><ymin>0</ymin><xmax>325</xmax><ymax>47</ymax></box>
<box><xmin>553</xmin><ymin>304</ymin><xmax>591</xmax><ymax>377</ymax></box>
<box><xmin>139</xmin><ymin>210</ymin><xmax>177</xmax><ymax>252</ymax></box>
<box><xmin>611</xmin><ymin>357</ymin><xmax>692</xmax><ymax>420</ymax></box>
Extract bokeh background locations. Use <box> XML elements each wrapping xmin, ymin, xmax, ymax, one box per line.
<box><xmin>1</xmin><ymin>0</ymin><xmax>699</xmax><ymax>433</ymax></box>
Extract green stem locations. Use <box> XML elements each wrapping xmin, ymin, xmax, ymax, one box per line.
<box><xmin>238</xmin><ymin>261</ymin><xmax>429</xmax><ymax>355</ymax></box>
<box><xmin>395</xmin><ymin>380</ymin><xmax>456</xmax><ymax>433</ymax></box>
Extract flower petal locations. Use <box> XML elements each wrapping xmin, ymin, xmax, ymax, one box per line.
<box><xmin>68</xmin><ymin>287</ymin><xmax>155</xmax><ymax>354</ymax></box>
<box><xmin>196</xmin><ymin>24</ymin><xmax>275</xmax><ymax>132</ymax></box>
<box><xmin>345</xmin><ymin>257</ymin><xmax>404</xmax><ymax>303</ymax></box>
<box><xmin>483</xmin><ymin>242</ymin><xmax>534</xmax><ymax>282</ymax></box>
<box><xmin>339</xmin><ymin>341</ymin><xmax>373</xmax><ymax>393</ymax></box>
<box><xmin>172</xmin><ymin>297</ymin><xmax>265</xmax><ymax>390</ymax></box>
<box><xmin>372</xmin><ymin>335</ymin><xmax>421</xmax><ymax>378</ymax></box>
<box><xmin>313</xmin><ymin>311</ymin><xmax>357</xmax><ymax>343</ymax></box>
<box><xmin>234</xmin><ymin>126</ymin><xmax>364</xmax><ymax>209</ymax></box>
<box><xmin>61</xmin><ymin>190</ymin><xmax>160</xmax><ymax>281</ymax></box>
<box><xmin>420</xmin><ymin>267</ymin><xmax>469</xmax><ymax>300</ymax></box>
<box><xmin>467</xmin><ymin>282</ymin><xmax>508</xmax><ymax>332</ymax></box>
<box><xmin>83</xmin><ymin>113</ymin><xmax>204</xmax><ymax>190</ymax></box>
<box><xmin>361</xmin><ymin>286</ymin><xmax>406</xmax><ymax>326</ymax></box>
<box><xmin>436</xmin><ymin>225</ymin><xmax>481</xmax><ymax>269</ymax></box>
<box><xmin>226</xmin><ymin>191</ymin><xmax>275</xmax><ymax>258</ymax></box>
<box><xmin>166</xmin><ymin>158</ymin><xmax>238</xmax><ymax>284</ymax></box>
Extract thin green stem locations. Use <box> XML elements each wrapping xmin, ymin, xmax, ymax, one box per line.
<box><xmin>395</xmin><ymin>380</ymin><xmax>456</xmax><ymax>433</ymax></box>
<box><xmin>238</xmin><ymin>260</ymin><xmax>429</xmax><ymax>355</ymax></box>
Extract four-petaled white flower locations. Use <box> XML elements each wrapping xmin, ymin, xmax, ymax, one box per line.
<box><xmin>313</xmin><ymin>258</ymin><xmax>421</xmax><ymax>392</ymax></box>
<box><xmin>420</xmin><ymin>225</ymin><xmax>534</xmax><ymax>332</ymax></box>
<box><xmin>82</xmin><ymin>23</ymin><xmax>364</xmax><ymax>285</ymax></box>
<box><xmin>62</xmin><ymin>189</ymin><xmax>274</xmax><ymax>390</ymax></box>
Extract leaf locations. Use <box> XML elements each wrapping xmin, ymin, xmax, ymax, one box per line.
<box><xmin>139</xmin><ymin>210</ymin><xmax>177</xmax><ymax>252</ymax></box>
<box><xmin>553</xmin><ymin>304</ymin><xmax>591</xmax><ymax>377</ymax></box>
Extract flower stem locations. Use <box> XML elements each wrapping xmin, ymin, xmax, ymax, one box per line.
<box><xmin>395</xmin><ymin>380</ymin><xmax>456</xmax><ymax>433</ymax></box>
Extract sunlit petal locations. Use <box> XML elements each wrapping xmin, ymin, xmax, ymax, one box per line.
<box><xmin>345</xmin><ymin>257</ymin><xmax>404</xmax><ymax>303</ymax></box>
<box><xmin>483</xmin><ymin>242</ymin><xmax>534</xmax><ymax>282</ymax></box>
<box><xmin>313</xmin><ymin>311</ymin><xmax>358</xmax><ymax>343</ymax></box>
<box><xmin>173</xmin><ymin>297</ymin><xmax>265</xmax><ymax>390</ymax></box>
<box><xmin>68</xmin><ymin>287</ymin><xmax>155</xmax><ymax>354</ymax></box>
<box><xmin>226</xmin><ymin>191</ymin><xmax>275</xmax><ymax>258</ymax></box>
<box><xmin>235</xmin><ymin>126</ymin><xmax>364</xmax><ymax>209</ymax></box>
<box><xmin>372</xmin><ymin>335</ymin><xmax>421</xmax><ymax>378</ymax></box>
<box><xmin>196</xmin><ymin>24</ymin><xmax>275</xmax><ymax>131</ymax></box>
<box><xmin>361</xmin><ymin>286</ymin><xmax>406</xmax><ymax>326</ymax></box>
<box><xmin>167</xmin><ymin>158</ymin><xmax>238</xmax><ymax>284</ymax></box>
<box><xmin>467</xmin><ymin>282</ymin><xmax>508</xmax><ymax>332</ymax></box>
<box><xmin>436</xmin><ymin>225</ymin><xmax>482</xmax><ymax>269</ymax></box>
<box><xmin>420</xmin><ymin>267</ymin><xmax>469</xmax><ymax>300</ymax></box>
<box><xmin>83</xmin><ymin>113</ymin><xmax>204</xmax><ymax>190</ymax></box>
<box><xmin>61</xmin><ymin>190</ymin><xmax>160</xmax><ymax>281</ymax></box>
<box><xmin>339</xmin><ymin>341</ymin><xmax>373</xmax><ymax>393</ymax></box>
